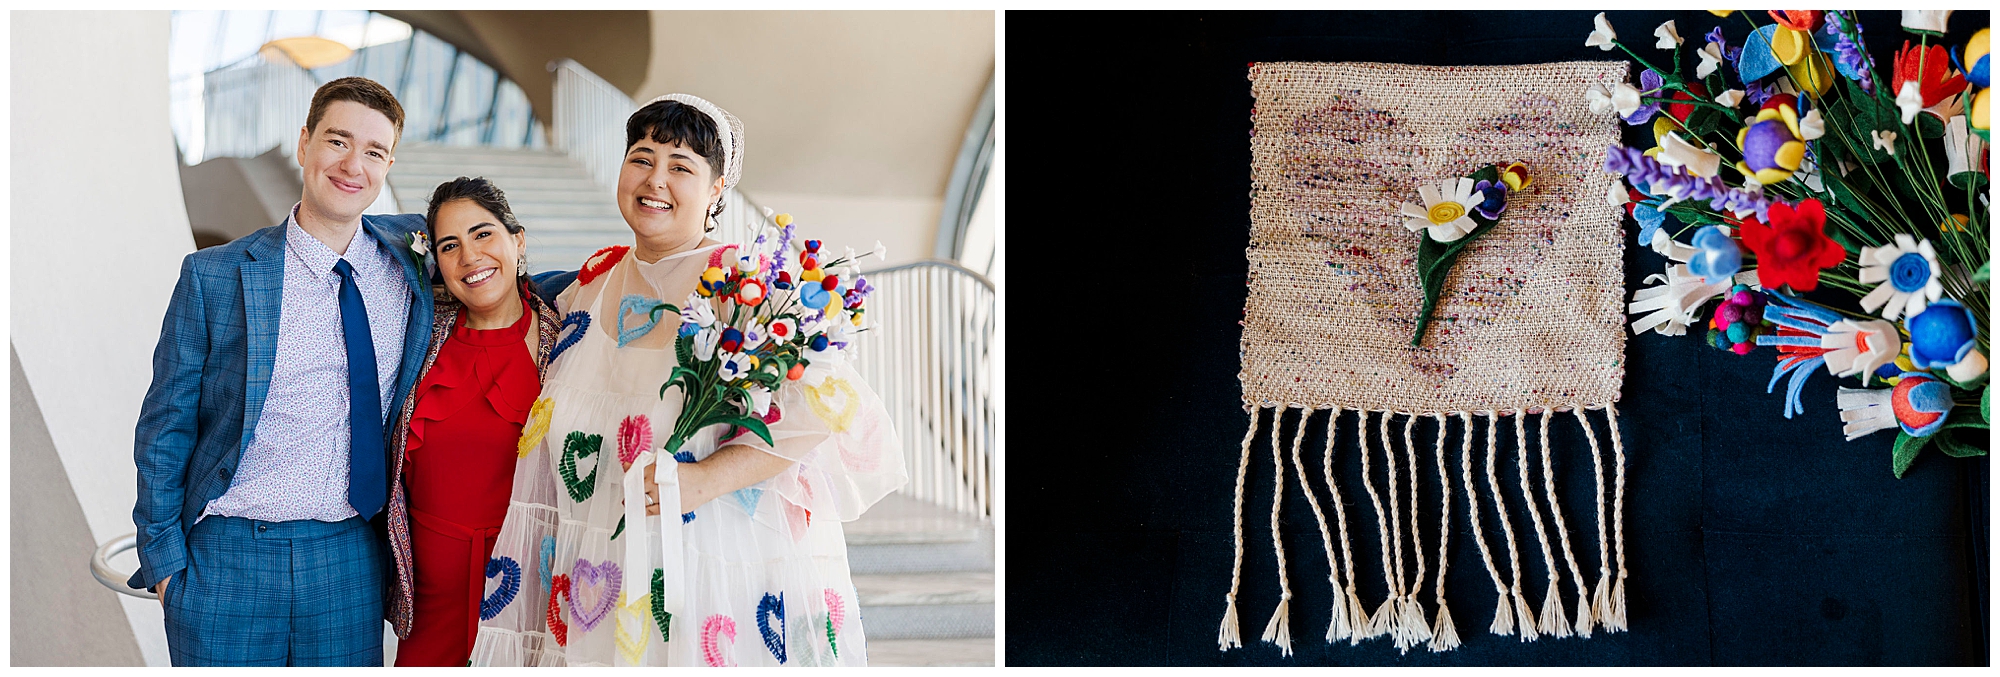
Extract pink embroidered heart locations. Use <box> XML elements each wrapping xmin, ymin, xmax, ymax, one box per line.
<box><xmin>824</xmin><ymin>588</ymin><xmax>845</xmax><ymax>635</ymax></box>
<box><xmin>565</xmin><ymin>558</ymin><xmax>622</xmax><ymax>632</ymax></box>
<box><xmin>617</xmin><ymin>415</ymin><xmax>651</xmax><ymax>471</ymax></box>
<box><xmin>702</xmin><ymin>613</ymin><xmax>737</xmax><ymax>667</ymax></box>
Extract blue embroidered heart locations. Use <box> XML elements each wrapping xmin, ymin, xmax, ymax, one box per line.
<box><xmin>757</xmin><ymin>592</ymin><xmax>787</xmax><ymax>664</ymax></box>
<box><xmin>674</xmin><ymin>451</ymin><xmax>698</xmax><ymax>464</ymax></box>
<box><xmin>481</xmin><ymin>556</ymin><xmax>522</xmax><ymax>620</ymax></box>
<box><xmin>551</xmin><ymin>311</ymin><xmax>590</xmax><ymax>364</ymax></box>
<box><xmin>539</xmin><ymin>536</ymin><xmax>556</xmax><ymax>590</ymax></box>
<box><xmin>733</xmin><ymin>487</ymin><xmax>764</xmax><ymax>517</ymax></box>
<box><xmin>682</xmin><ymin>511</ymin><xmax>697</xmax><ymax>524</ymax></box>
<box><xmin>617</xmin><ymin>294</ymin><xmax>667</xmax><ymax>347</ymax></box>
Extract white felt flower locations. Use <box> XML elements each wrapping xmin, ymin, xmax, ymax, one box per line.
<box><xmin>1606</xmin><ymin>180</ymin><xmax>1630</xmax><ymax>206</ymax></box>
<box><xmin>1628</xmin><ymin>263</ymin><xmax>1736</xmax><ymax>336</ymax></box>
<box><xmin>1857</xmin><ymin>234</ymin><xmax>1943</xmax><ymax>320</ymax></box>
<box><xmin>1872</xmin><ymin>129</ymin><xmax>1899</xmax><ymax>156</ymax></box>
<box><xmin>1836</xmin><ymin>387</ymin><xmax>1898</xmax><ymax>440</ymax></box>
<box><xmin>718</xmin><ymin>351</ymin><xmax>758</xmax><ymax>382</ymax></box>
<box><xmin>1585</xmin><ymin>83</ymin><xmax>1617</xmax><ymax>115</ymax></box>
<box><xmin>1797</xmin><ymin>108</ymin><xmax>1825</xmax><ymax>141</ymax></box>
<box><xmin>1945</xmin><ymin>115</ymin><xmax>1988</xmax><ymax>180</ymax></box>
<box><xmin>681</xmin><ymin>293</ymin><xmax>716</xmax><ymax>328</ymax></box>
<box><xmin>1714</xmin><ymin>88</ymin><xmax>1744</xmax><ymax>107</ymax></box>
<box><xmin>1612</xmin><ymin>82</ymin><xmax>1644</xmax><ymax>117</ymax></box>
<box><xmin>1656</xmin><ymin>132</ymin><xmax>1722</xmax><ymax>177</ymax></box>
<box><xmin>1901</xmin><ymin>10</ymin><xmax>1952</xmax><ymax>34</ymax></box>
<box><xmin>1897</xmin><ymin>81</ymin><xmax>1925</xmax><ymax>124</ymax></box>
<box><xmin>1821</xmin><ymin>318</ymin><xmax>1903</xmax><ymax>383</ymax></box>
<box><xmin>745</xmin><ymin>384</ymin><xmax>773</xmax><ymax>417</ymax></box>
<box><xmin>1696</xmin><ymin>41</ymin><xmax>1724</xmax><ymax>78</ymax></box>
<box><xmin>1398</xmin><ymin>177</ymin><xmax>1482</xmax><ymax>243</ymax></box>
<box><xmin>1654</xmin><ymin>20</ymin><xmax>1682</xmax><ymax>49</ymax></box>
<box><xmin>1946</xmin><ymin>349</ymin><xmax>1989</xmax><ymax>383</ymax></box>
<box><xmin>872</xmin><ymin>240</ymin><xmax>888</xmax><ymax>261</ymax></box>
<box><xmin>1586</xmin><ymin>12</ymin><xmax>1617</xmax><ymax>51</ymax></box>
<box><xmin>741</xmin><ymin>320</ymin><xmax>770</xmax><ymax>351</ymax></box>
<box><xmin>692</xmin><ymin>326</ymin><xmax>721</xmax><ymax>361</ymax></box>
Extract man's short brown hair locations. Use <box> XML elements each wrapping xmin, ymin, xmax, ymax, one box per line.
<box><xmin>305</xmin><ymin>77</ymin><xmax>404</xmax><ymax>151</ymax></box>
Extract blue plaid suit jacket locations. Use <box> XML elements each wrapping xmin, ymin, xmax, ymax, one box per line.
<box><xmin>129</xmin><ymin>213</ymin><xmax>435</xmax><ymax>590</ymax></box>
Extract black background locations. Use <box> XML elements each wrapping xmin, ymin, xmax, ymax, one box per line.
<box><xmin>1003</xmin><ymin>10</ymin><xmax>1990</xmax><ymax>666</ymax></box>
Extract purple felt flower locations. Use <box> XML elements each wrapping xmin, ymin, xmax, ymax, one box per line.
<box><xmin>1471</xmin><ymin>179</ymin><xmax>1509</xmax><ymax>220</ymax></box>
<box><xmin>1622</xmin><ymin>69</ymin><xmax>1665</xmax><ymax>125</ymax></box>
<box><xmin>1828</xmin><ymin>11</ymin><xmax>1877</xmax><ymax>93</ymax></box>
<box><xmin>1603</xmin><ymin>146</ymin><xmax>1774</xmax><ymax>219</ymax></box>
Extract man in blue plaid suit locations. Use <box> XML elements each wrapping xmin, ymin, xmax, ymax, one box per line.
<box><xmin>130</xmin><ymin>77</ymin><xmax>435</xmax><ymax>666</ymax></box>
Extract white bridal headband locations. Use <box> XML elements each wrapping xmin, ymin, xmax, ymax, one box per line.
<box><xmin>641</xmin><ymin>93</ymin><xmax>745</xmax><ymax>215</ymax></box>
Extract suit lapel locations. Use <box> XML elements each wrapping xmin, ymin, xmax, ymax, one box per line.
<box><xmin>239</xmin><ymin>224</ymin><xmax>286</xmax><ymax>441</ymax></box>
<box><xmin>362</xmin><ymin>215</ymin><xmax>436</xmax><ymax>424</ymax></box>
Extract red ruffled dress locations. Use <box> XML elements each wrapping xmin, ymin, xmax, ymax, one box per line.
<box><xmin>394</xmin><ymin>299</ymin><xmax>540</xmax><ymax>666</ymax></box>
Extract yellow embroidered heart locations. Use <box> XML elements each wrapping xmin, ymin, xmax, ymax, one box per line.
<box><xmin>519</xmin><ymin>397</ymin><xmax>554</xmax><ymax>458</ymax></box>
<box><xmin>801</xmin><ymin>377</ymin><xmax>859</xmax><ymax>433</ymax></box>
<box><xmin>614</xmin><ymin>591</ymin><xmax>652</xmax><ymax>664</ymax></box>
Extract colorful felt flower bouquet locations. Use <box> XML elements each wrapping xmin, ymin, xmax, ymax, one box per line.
<box><xmin>1402</xmin><ymin>161</ymin><xmax>1535</xmax><ymax>345</ymax></box>
<box><xmin>637</xmin><ymin>213</ymin><xmax>879</xmax><ymax>458</ymax></box>
<box><xmin>1588</xmin><ymin>10</ymin><xmax>1989</xmax><ymax>476</ymax></box>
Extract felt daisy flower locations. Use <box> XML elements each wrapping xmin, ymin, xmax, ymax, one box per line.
<box><xmin>718</xmin><ymin>352</ymin><xmax>759</xmax><ymax>382</ymax></box>
<box><xmin>1821</xmin><ymin>318</ymin><xmax>1903</xmax><ymax>383</ymax></box>
<box><xmin>680</xmin><ymin>293</ymin><xmax>716</xmax><ymax>328</ymax></box>
<box><xmin>1857</xmin><ymin>234</ymin><xmax>1943</xmax><ymax>321</ymax></box>
<box><xmin>1398</xmin><ymin>177</ymin><xmax>1482</xmax><ymax>242</ymax></box>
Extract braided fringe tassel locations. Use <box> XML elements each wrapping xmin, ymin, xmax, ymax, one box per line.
<box><xmin>1325</xmin><ymin>410</ymin><xmax>1372</xmax><ymax>645</ymax></box>
<box><xmin>1464</xmin><ymin>412</ymin><xmax>1513</xmax><ymax>636</ymax></box>
<box><xmin>1260</xmin><ymin>406</ymin><xmax>1297</xmax><ymax>656</ymax></box>
<box><xmin>1540</xmin><ymin>409</ymin><xmax>1594</xmax><ymax>638</ymax></box>
<box><xmin>1358</xmin><ymin>411</ymin><xmax>1398</xmax><ymax>641</ymax></box>
<box><xmin>1300</xmin><ymin>410</ymin><xmax>1351</xmax><ymax>643</ymax></box>
<box><xmin>1605</xmin><ymin>403</ymin><xmax>1630</xmax><ymax>632</ymax></box>
<box><xmin>1575</xmin><ymin>406</ymin><xmax>1615</xmax><ymax>635</ymax></box>
<box><xmin>1427</xmin><ymin>413</ymin><xmax>1463</xmax><ymax>653</ymax></box>
<box><xmin>1219</xmin><ymin>406</ymin><xmax>1261</xmax><ymax>651</ymax></box>
<box><xmin>1396</xmin><ymin>415</ymin><xmax>1433</xmax><ymax>653</ymax></box>
<box><xmin>1516</xmin><ymin>412</ymin><xmax>1571</xmax><ymax>639</ymax></box>
<box><xmin>1487</xmin><ymin>412</ymin><xmax>1538</xmax><ymax>641</ymax></box>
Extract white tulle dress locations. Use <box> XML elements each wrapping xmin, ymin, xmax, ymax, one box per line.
<box><xmin>468</xmin><ymin>242</ymin><xmax>906</xmax><ymax>666</ymax></box>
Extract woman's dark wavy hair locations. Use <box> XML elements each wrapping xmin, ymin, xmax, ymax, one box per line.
<box><xmin>425</xmin><ymin>176</ymin><xmax>527</xmax><ymax>284</ymax></box>
<box><xmin>625</xmin><ymin>99</ymin><xmax>727</xmax><ymax>225</ymax></box>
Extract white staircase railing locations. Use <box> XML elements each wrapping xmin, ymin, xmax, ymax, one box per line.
<box><xmin>852</xmin><ymin>260</ymin><xmax>996</xmax><ymax>520</ymax></box>
<box><xmin>199</xmin><ymin>59</ymin><xmax>317</xmax><ymax>162</ymax></box>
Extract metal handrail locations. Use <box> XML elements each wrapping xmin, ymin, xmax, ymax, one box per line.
<box><xmin>852</xmin><ymin>259</ymin><xmax>997</xmax><ymax>519</ymax></box>
<box><xmin>92</xmin><ymin>533</ymin><xmax>157</xmax><ymax>600</ymax></box>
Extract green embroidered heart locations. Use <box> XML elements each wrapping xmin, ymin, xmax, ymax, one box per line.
<box><xmin>560</xmin><ymin>431</ymin><xmax>602</xmax><ymax>502</ymax></box>
<box><xmin>651</xmin><ymin>568</ymin><xmax>671</xmax><ymax>642</ymax></box>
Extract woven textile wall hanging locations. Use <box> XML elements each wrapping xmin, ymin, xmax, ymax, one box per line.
<box><xmin>1225</xmin><ymin>61</ymin><xmax>1633</xmax><ymax>655</ymax></box>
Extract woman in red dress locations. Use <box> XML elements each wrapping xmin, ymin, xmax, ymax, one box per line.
<box><xmin>382</xmin><ymin>177</ymin><xmax>563</xmax><ymax>665</ymax></box>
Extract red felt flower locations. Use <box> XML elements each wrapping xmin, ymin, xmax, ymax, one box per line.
<box><xmin>1665</xmin><ymin>80</ymin><xmax>1709</xmax><ymax>123</ymax></box>
<box><xmin>1738</xmin><ymin>199</ymin><xmax>1848</xmax><ymax>292</ymax></box>
<box><xmin>1767</xmin><ymin>10</ymin><xmax>1823</xmax><ymax>32</ymax></box>
<box><xmin>1893</xmin><ymin>41</ymin><xmax>1967</xmax><ymax>108</ymax></box>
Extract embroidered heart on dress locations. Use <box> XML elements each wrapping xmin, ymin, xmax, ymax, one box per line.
<box><xmin>801</xmin><ymin>377</ymin><xmax>860</xmax><ymax>434</ymax></box>
<box><xmin>784</xmin><ymin>500</ymin><xmax>811</xmax><ymax>542</ymax></box>
<box><xmin>480</xmin><ymin>556</ymin><xmax>521</xmax><ymax>620</ymax></box>
<box><xmin>551</xmin><ymin>311</ymin><xmax>590</xmax><ymax>365</ymax></box>
<box><xmin>560</xmin><ymin>431</ymin><xmax>602</xmax><ymax>502</ymax></box>
<box><xmin>824</xmin><ymin>589</ymin><xmax>845</xmax><ymax>657</ymax></box>
<box><xmin>617</xmin><ymin>415</ymin><xmax>652</xmax><ymax>470</ymax></box>
<box><xmin>701</xmin><ymin>614</ymin><xmax>738</xmax><ymax>667</ymax></box>
<box><xmin>616</xmin><ymin>294</ymin><xmax>667</xmax><ymax>347</ymax></box>
<box><xmin>519</xmin><ymin>398</ymin><xmax>554</xmax><ymax>458</ymax></box>
<box><xmin>548</xmin><ymin>574</ymin><xmax>571</xmax><ymax>646</ymax></box>
<box><xmin>789</xmin><ymin>613</ymin><xmax>826</xmax><ymax>666</ymax></box>
<box><xmin>733</xmin><ymin>487</ymin><xmax>763</xmax><ymax>517</ymax></box>
<box><xmin>757</xmin><ymin>592</ymin><xmax>787</xmax><ymax>664</ymax></box>
<box><xmin>566</xmin><ymin>558</ymin><xmax>622</xmax><ymax>632</ymax></box>
<box><xmin>614</xmin><ymin>591</ymin><xmax>652</xmax><ymax>664</ymax></box>
<box><xmin>576</xmin><ymin>245</ymin><xmax>629</xmax><ymax>286</ymax></box>
<box><xmin>651</xmin><ymin>568</ymin><xmax>672</xmax><ymax>642</ymax></box>
<box><xmin>539</xmin><ymin>536</ymin><xmax>556</xmax><ymax>590</ymax></box>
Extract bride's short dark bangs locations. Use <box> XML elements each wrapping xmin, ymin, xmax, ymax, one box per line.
<box><xmin>625</xmin><ymin>99</ymin><xmax>725</xmax><ymax>181</ymax></box>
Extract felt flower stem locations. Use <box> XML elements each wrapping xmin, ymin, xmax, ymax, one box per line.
<box><xmin>1412</xmin><ymin>164</ymin><xmax>1504</xmax><ymax>347</ymax></box>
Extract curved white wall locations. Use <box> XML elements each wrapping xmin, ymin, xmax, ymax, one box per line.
<box><xmin>12</xmin><ymin>10</ymin><xmax>192</xmax><ymax>666</ymax></box>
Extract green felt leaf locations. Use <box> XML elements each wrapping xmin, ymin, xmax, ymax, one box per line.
<box><xmin>701</xmin><ymin>412</ymin><xmax>774</xmax><ymax>447</ymax></box>
<box><xmin>1686</xmin><ymin>104</ymin><xmax>1726</xmax><ymax>138</ymax></box>
<box><xmin>1915</xmin><ymin>112</ymin><xmax>1945</xmax><ymax>139</ymax></box>
<box><xmin>1983</xmin><ymin>386</ymin><xmax>1990</xmax><ymax>424</ymax></box>
<box><xmin>1942</xmin><ymin>403</ymin><xmax>1988</xmax><ymax>431</ymax></box>
<box><xmin>675</xmin><ymin>334</ymin><xmax>694</xmax><ymax>371</ymax></box>
<box><xmin>645</xmin><ymin>302</ymin><xmax>681</xmax><ymax>325</ymax></box>
<box><xmin>1950</xmin><ymin>171</ymin><xmax>1990</xmax><ymax>192</ymax></box>
<box><xmin>1935</xmin><ymin>434</ymin><xmax>1988</xmax><ymax>458</ymax></box>
<box><xmin>1891</xmin><ymin>431</ymin><xmax>1931</xmax><ymax>479</ymax></box>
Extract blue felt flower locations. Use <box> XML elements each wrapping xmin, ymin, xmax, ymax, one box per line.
<box><xmin>1687</xmin><ymin>226</ymin><xmax>1743</xmax><ymax>284</ymax></box>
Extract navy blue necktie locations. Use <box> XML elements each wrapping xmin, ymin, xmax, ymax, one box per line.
<box><xmin>333</xmin><ymin>259</ymin><xmax>386</xmax><ymax>520</ymax></box>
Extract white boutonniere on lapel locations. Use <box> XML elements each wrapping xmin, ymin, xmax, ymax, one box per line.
<box><xmin>406</xmin><ymin>230</ymin><xmax>434</xmax><ymax>279</ymax></box>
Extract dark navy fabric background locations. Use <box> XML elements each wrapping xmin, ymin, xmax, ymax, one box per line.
<box><xmin>1004</xmin><ymin>10</ymin><xmax>1989</xmax><ymax>666</ymax></box>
